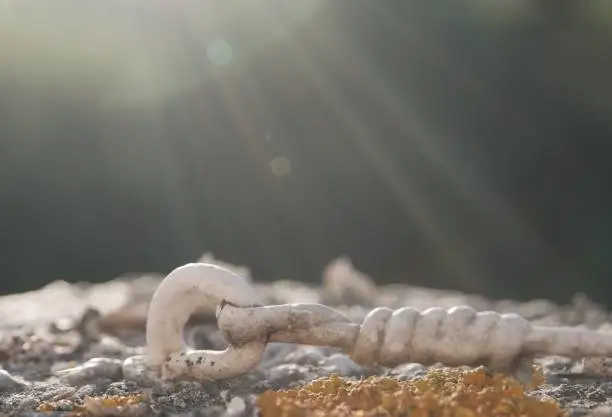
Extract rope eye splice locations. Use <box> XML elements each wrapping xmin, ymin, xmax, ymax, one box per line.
<box><xmin>122</xmin><ymin>262</ymin><xmax>612</xmax><ymax>387</ymax></box>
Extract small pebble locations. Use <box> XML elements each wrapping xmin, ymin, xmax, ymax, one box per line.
<box><xmin>76</xmin><ymin>308</ymin><xmax>103</xmax><ymax>340</ymax></box>
<box><xmin>391</xmin><ymin>362</ymin><xmax>427</xmax><ymax>380</ymax></box>
<box><xmin>56</xmin><ymin>357</ymin><xmax>123</xmax><ymax>386</ymax></box>
<box><xmin>0</xmin><ymin>368</ymin><xmax>29</xmax><ymax>393</ymax></box>
<box><xmin>574</xmin><ymin>357</ymin><xmax>612</xmax><ymax>377</ymax></box>
<box><xmin>50</xmin><ymin>387</ymin><xmax>77</xmax><ymax>402</ymax></box>
<box><xmin>283</xmin><ymin>346</ymin><xmax>338</xmax><ymax>366</ymax></box>
<box><xmin>2</xmin><ymin>333</ymin><xmax>57</xmax><ymax>365</ymax></box>
<box><xmin>266</xmin><ymin>364</ymin><xmax>312</xmax><ymax>389</ymax></box>
<box><xmin>319</xmin><ymin>353</ymin><xmax>365</xmax><ymax>376</ymax></box>
<box><xmin>322</xmin><ymin>257</ymin><xmax>377</xmax><ymax>306</ymax></box>
<box><xmin>38</xmin><ymin>386</ymin><xmax>77</xmax><ymax>402</ymax></box>
<box><xmin>226</xmin><ymin>396</ymin><xmax>246</xmax><ymax>416</ymax></box>
<box><xmin>106</xmin><ymin>380</ymin><xmax>142</xmax><ymax>395</ymax></box>
<box><xmin>75</xmin><ymin>383</ymin><xmax>97</xmax><ymax>398</ymax></box>
<box><xmin>122</xmin><ymin>355</ymin><xmax>169</xmax><ymax>392</ymax></box>
<box><xmin>85</xmin><ymin>335</ymin><xmax>138</xmax><ymax>359</ymax></box>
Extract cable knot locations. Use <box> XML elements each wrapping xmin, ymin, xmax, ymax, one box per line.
<box><xmin>348</xmin><ymin>305</ymin><xmax>532</xmax><ymax>370</ymax></box>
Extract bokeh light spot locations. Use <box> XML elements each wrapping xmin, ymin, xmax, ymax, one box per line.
<box><xmin>206</xmin><ymin>38</ymin><xmax>234</xmax><ymax>67</ymax></box>
<box><xmin>270</xmin><ymin>157</ymin><xmax>291</xmax><ymax>178</ymax></box>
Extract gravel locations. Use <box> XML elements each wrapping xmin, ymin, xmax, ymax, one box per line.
<box><xmin>2</xmin><ymin>255</ymin><xmax>612</xmax><ymax>416</ymax></box>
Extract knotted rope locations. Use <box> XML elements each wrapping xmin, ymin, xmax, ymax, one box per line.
<box><xmin>122</xmin><ymin>263</ymin><xmax>612</xmax><ymax>383</ymax></box>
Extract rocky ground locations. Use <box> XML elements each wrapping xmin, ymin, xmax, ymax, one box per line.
<box><xmin>2</xmin><ymin>254</ymin><xmax>612</xmax><ymax>416</ymax></box>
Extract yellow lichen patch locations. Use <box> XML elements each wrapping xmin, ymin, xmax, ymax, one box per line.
<box><xmin>257</xmin><ymin>367</ymin><xmax>564</xmax><ymax>417</ymax></box>
<box><xmin>37</xmin><ymin>393</ymin><xmax>145</xmax><ymax>416</ymax></box>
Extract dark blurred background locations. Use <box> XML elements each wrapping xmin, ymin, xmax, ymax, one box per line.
<box><xmin>1</xmin><ymin>0</ymin><xmax>611</xmax><ymax>305</ymax></box>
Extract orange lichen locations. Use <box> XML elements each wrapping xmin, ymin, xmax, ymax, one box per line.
<box><xmin>37</xmin><ymin>393</ymin><xmax>145</xmax><ymax>416</ymax></box>
<box><xmin>257</xmin><ymin>366</ymin><xmax>564</xmax><ymax>417</ymax></box>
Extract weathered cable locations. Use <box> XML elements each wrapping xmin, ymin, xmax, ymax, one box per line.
<box><xmin>122</xmin><ymin>262</ymin><xmax>612</xmax><ymax>384</ymax></box>
<box><xmin>221</xmin><ymin>303</ymin><xmax>612</xmax><ymax>369</ymax></box>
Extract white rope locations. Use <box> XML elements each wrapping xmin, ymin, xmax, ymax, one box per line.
<box><xmin>122</xmin><ymin>262</ymin><xmax>612</xmax><ymax>383</ymax></box>
<box><xmin>143</xmin><ymin>263</ymin><xmax>264</xmax><ymax>379</ymax></box>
